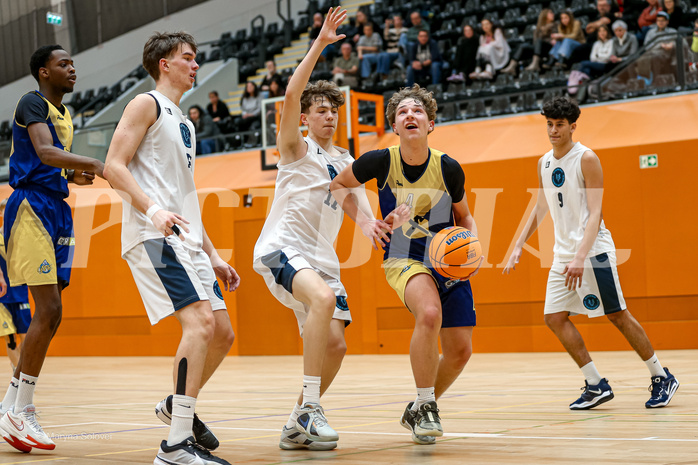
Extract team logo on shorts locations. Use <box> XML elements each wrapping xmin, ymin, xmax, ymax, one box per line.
<box><xmin>38</xmin><ymin>260</ymin><xmax>51</xmax><ymax>274</ymax></box>
<box><xmin>2</xmin><ymin>322</ymin><xmax>7</xmax><ymax>329</ymax></box>
<box><xmin>552</xmin><ymin>168</ymin><xmax>565</xmax><ymax>187</ymax></box>
<box><xmin>180</xmin><ymin>123</ymin><xmax>192</xmax><ymax>148</ymax></box>
<box><xmin>213</xmin><ymin>281</ymin><xmax>223</xmax><ymax>300</ymax></box>
<box><xmin>400</xmin><ymin>265</ymin><xmax>413</xmax><ymax>276</ymax></box>
<box><xmin>336</xmin><ymin>296</ymin><xmax>349</xmax><ymax>311</ymax></box>
<box><xmin>327</xmin><ymin>164</ymin><xmax>338</xmax><ymax>180</ymax></box>
<box><xmin>583</xmin><ymin>294</ymin><xmax>600</xmax><ymax>310</ymax></box>
<box><xmin>445</xmin><ymin>278</ymin><xmax>461</xmax><ymax>289</ymax></box>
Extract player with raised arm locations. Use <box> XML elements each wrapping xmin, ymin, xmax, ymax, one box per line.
<box><xmin>103</xmin><ymin>32</ymin><xmax>239</xmax><ymax>465</ymax></box>
<box><xmin>253</xmin><ymin>7</ymin><xmax>403</xmax><ymax>451</ymax></box>
<box><xmin>503</xmin><ymin>97</ymin><xmax>678</xmax><ymax>410</ymax></box>
<box><xmin>330</xmin><ymin>84</ymin><xmax>481</xmax><ymax>445</ymax></box>
<box><xmin>0</xmin><ymin>45</ymin><xmax>103</xmax><ymax>453</ymax></box>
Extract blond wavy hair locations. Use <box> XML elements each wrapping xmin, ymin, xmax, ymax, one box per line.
<box><xmin>385</xmin><ymin>84</ymin><xmax>438</xmax><ymax>126</ymax></box>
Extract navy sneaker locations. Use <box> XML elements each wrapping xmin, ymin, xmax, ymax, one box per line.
<box><xmin>646</xmin><ymin>367</ymin><xmax>679</xmax><ymax>408</ymax></box>
<box><xmin>569</xmin><ymin>378</ymin><xmax>614</xmax><ymax>410</ymax></box>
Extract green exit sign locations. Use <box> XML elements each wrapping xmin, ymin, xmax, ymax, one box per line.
<box><xmin>640</xmin><ymin>154</ymin><xmax>658</xmax><ymax>169</ymax></box>
<box><xmin>46</xmin><ymin>12</ymin><xmax>62</xmax><ymax>25</ymax></box>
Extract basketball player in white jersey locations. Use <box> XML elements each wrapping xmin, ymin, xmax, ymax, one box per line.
<box><xmin>503</xmin><ymin>97</ymin><xmax>678</xmax><ymax>410</ymax></box>
<box><xmin>104</xmin><ymin>32</ymin><xmax>238</xmax><ymax>465</ymax></box>
<box><xmin>254</xmin><ymin>8</ymin><xmax>403</xmax><ymax>450</ymax></box>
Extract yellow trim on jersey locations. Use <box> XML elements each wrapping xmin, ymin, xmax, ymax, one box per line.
<box><xmin>383</xmin><ymin>257</ymin><xmax>438</xmax><ymax>307</ymax></box>
<box><xmin>0</xmin><ymin>304</ymin><xmax>17</xmax><ymax>337</ymax></box>
<box><xmin>385</xmin><ymin>145</ymin><xmax>450</xmax><ymax>241</ymax></box>
<box><xmin>6</xmin><ymin>199</ymin><xmax>57</xmax><ymax>286</ymax></box>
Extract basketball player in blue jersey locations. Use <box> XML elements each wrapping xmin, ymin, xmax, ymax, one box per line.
<box><xmin>0</xmin><ymin>45</ymin><xmax>104</xmax><ymax>453</ymax></box>
<box><xmin>0</xmin><ymin>199</ymin><xmax>31</xmax><ymax>374</ymax></box>
<box><xmin>104</xmin><ymin>32</ymin><xmax>238</xmax><ymax>465</ymax></box>
<box><xmin>331</xmin><ymin>84</ymin><xmax>481</xmax><ymax>445</ymax></box>
<box><xmin>503</xmin><ymin>97</ymin><xmax>679</xmax><ymax>409</ymax></box>
<box><xmin>254</xmin><ymin>8</ymin><xmax>406</xmax><ymax>451</ymax></box>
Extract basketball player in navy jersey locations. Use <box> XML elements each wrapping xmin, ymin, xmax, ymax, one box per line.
<box><xmin>0</xmin><ymin>45</ymin><xmax>103</xmax><ymax>453</ymax></box>
<box><xmin>331</xmin><ymin>84</ymin><xmax>481</xmax><ymax>445</ymax></box>
<box><xmin>503</xmin><ymin>97</ymin><xmax>679</xmax><ymax>409</ymax></box>
<box><xmin>104</xmin><ymin>32</ymin><xmax>238</xmax><ymax>465</ymax></box>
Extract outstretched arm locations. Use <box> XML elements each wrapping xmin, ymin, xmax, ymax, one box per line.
<box><xmin>277</xmin><ymin>7</ymin><xmax>347</xmax><ymax>164</ymax></box>
<box><xmin>503</xmin><ymin>157</ymin><xmax>550</xmax><ymax>274</ymax></box>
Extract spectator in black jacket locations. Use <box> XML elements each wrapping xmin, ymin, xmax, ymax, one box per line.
<box><xmin>448</xmin><ymin>24</ymin><xmax>479</xmax><ymax>82</ymax></box>
<box><xmin>406</xmin><ymin>29</ymin><xmax>443</xmax><ymax>86</ymax></box>
<box><xmin>206</xmin><ymin>91</ymin><xmax>230</xmax><ymax>122</ymax></box>
<box><xmin>189</xmin><ymin>105</ymin><xmax>219</xmax><ymax>155</ymax></box>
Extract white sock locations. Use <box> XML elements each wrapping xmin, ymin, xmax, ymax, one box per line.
<box><xmin>167</xmin><ymin>394</ymin><xmax>195</xmax><ymax>446</ymax></box>
<box><xmin>14</xmin><ymin>373</ymin><xmax>37</xmax><ymax>413</ymax></box>
<box><xmin>1</xmin><ymin>377</ymin><xmax>19</xmax><ymax>412</ymax></box>
<box><xmin>580</xmin><ymin>362</ymin><xmax>603</xmax><ymax>385</ymax></box>
<box><xmin>644</xmin><ymin>354</ymin><xmax>665</xmax><ymax>378</ymax></box>
<box><xmin>413</xmin><ymin>387</ymin><xmax>435</xmax><ymax>411</ymax></box>
<box><xmin>302</xmin><ymin>375</ymin><xmax>321</xmax><ymax>406</ymax></box>
<box><xmin>285</xmin><ymin>403</ymin><xmax>302</xmax><ymax>429</ymax></box>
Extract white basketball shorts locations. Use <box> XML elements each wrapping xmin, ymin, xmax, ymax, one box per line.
<box><xmin>124</xmin><ymin>237</ymin><xmax>227</xmax><ymax>325</ymax></box>
<box><xmin>544</xmin><ymin>251</ymin><xmax>626</xmax><ymax>318</ymax></box>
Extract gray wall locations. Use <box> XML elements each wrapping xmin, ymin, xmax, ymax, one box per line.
<box><xmin>0</xmin><ymin>0</ymin><xmax>307</xmax><ymax>122</ymax></box>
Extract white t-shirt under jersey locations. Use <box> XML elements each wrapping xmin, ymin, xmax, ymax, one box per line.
<box><xmin>120</xmin><ymin>90</ymin><xmax>202</xmax><ymax>255</ymax></box>
<box><xmin>254</xmin><ymin>136</ymin><xmax>354</xmax><ymax>279</ymax></box>
<box><xmin>541</xmin><ymin>141</ymin><xmax>615</xmax><ymax>260</ymax></box>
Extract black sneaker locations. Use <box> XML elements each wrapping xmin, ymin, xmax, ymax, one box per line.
<box><xmin>155</xmin><ymin>395</ymin><xmax>220</xmax><ymax>450</ymax></box>
<box><xmin>413</xmin><ymin>401</ymin><xmax>443</xmax><ymax>437</ymax></box>
<box><xmin>569</xmin><ymin>378</ymin><xmax>614</xmax><ymax>410</ymax></box>
<box><xmin>154</xmin><ymin>436</ymin><xmax>230</xmax><ymax>464</ymax></box>
<box><xmin>399</xmin><ymin>402</ymin><xmax>436</xmax><ymax>445</ymax></box>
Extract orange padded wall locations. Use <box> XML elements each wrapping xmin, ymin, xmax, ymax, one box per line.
<box><xmin>0</xmin><ymin>93</ymin><xmax>696</xmax><ymax>356</ymax></box>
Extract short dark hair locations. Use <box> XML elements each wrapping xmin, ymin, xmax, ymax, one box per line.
<box><xmin>541</xmin><ymin>96</ymin><xmax>581</xmax><ymax>123</ymax></box>
<box><xmin>209</xmin><ymin>90</ymin><xmax>219</xmax><ymax>97</ymax></box>
<box><xmin>142</xmin><ymin>31</ymin><xmax>197</xmax><ymax>80</ymax></box>
<box><xmin>30</xmin><ymin>45</ymin><xmax>64</xmax><ymax>83</ymax></box>
<box><xmin>188</xmin><ymin>104</ymin><xmax>203</xmax><ymax>115</ymax></box>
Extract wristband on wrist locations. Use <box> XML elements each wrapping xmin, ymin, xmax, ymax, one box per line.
<box><xmin>146</xmin><ymin>204</ymin><xmax>162</xmax><ymax>220</ymax></box>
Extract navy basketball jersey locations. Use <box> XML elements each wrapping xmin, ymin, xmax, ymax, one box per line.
<box><xmin>10</xmin><ymin>91</ymin><xmax>73</xmax><ymax>197</ymax></box>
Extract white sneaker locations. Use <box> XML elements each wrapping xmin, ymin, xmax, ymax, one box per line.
<box><xmin>0</xmin><ymin>405</ymin><xmax>54</xmax><ymax>451</ymax></box>
<box><xmin>295</xmin><ymin>403</ymin><xmax>338</xmax><ymax>442</ymax></box>
<box><xmin>154</xmin><ymin>436</ymin><xmax>230</xmax><ymax>465</ymax></box>
<box><xmin>279</xmin><ymin>425</ymin><xmax>337</xmax><ymax>450</ymax></box>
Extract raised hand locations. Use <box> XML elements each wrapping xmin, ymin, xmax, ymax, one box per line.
<box><xmin>317</xmin><ymin>7</ymin><xmax>347</xmax><ymax>46</ymax></box>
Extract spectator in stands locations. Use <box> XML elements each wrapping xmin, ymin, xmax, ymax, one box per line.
<box><xmin>502</xmin><ymin>8</ymin><xmax>556</xmax><ymax>74</ymax></box>
<box><xmin>569</xmin><ymin>0</ymin><xmax>618</xmax><ymax>65</ymax></box>
<box><xmin>692</xmin><ymin>18</ymin><xmax>698</xmax><ymax>53</ymax></box>
<box><xmin>188</xmin><ymin>105</ymin><xmax>219</xmax><ymax>155</ymax></box>
<box><xmin>268</xmin><ymin>76</ymin><xmax>286</xmax><ymax>97</ymax></box>
<box><xmin>644</xmin><ymin>11</ymin><xmax>677</xmax><ymax>45</ymax></box>
<box><xmin>470</xmin><ymin>18</ymin><xmax>510</xmax><ymax>80</ymax></box>
<box><xmin>609</xmin><ymin>19</ymin><xmax>639</xmax><ymax>67</ymax></box>
<box><xmin>332</xmin><ymin>42</ymin><xmax>360</xmax><ymax>87</ymax></box>
<box><xmin>238</xmin><ymin>81</ymin><xmax>262</xmax><ymax>131</ymax></box>
<box><xmin>358</xmin><ymin>23</ymin><xmax>384</xmax><ymax>79</ymax></box>
<box><xmin>406</xmin><ymin>29</ymin><xmax>443</xmax><ymax>86</ymax></box>
<box><xmin>310</xmin><ymin>11</ymin><xmax>335</xmax><ymax>60</ymax></box>
<box><xmin>206</xmin><ymin>91</ymin><xmax>231</xmax><ymax>124</ymax></box>
<box><xmin>448</xmin><ymin>24</ymin><xmax>479</xmax><ymax>82</ymax></box>
<box><xmin>352</xmin><ymin>9</ymin><xmax>370</xmax><ymax>43</ymax></box>
<box><xmin>260</xmin><ymin>60</ymin><xmax>281</xmax><ymax>98</ymax></box>
<box><xmin>381</xmin><ymin>14</ymin><xmax>408</xmax><ymax>70</ymax></box>
<box><xmin>637</xmin><ymin>0</ymin><xmax>662</xmax><ymax>43</ymax></box>
<box><xmin>662</xmin><ymin>0</ymin><xmax>686</xmax><ymax>33</ymax></box>
<box><xmin>401</xmin><ymin>11</ymin><xmax>430</xmax><ymax>52</ymax></box>
<box><xmin>547</xmin><ymin>10</ymin><xmax>586</xmax><ymax>68</ymax></box>
<box><xmin>578</xmin><ymin>25</ymin><xmax>615</xmax><ymax>79</ymax></box>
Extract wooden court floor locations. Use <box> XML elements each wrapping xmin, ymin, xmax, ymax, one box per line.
<box><xmin>0</xmin><ymin>350</ymin><xmax>694</xmax><ymax>464</ymax></box>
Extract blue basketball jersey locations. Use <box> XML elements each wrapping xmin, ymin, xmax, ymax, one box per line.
<box><xmin>10</xmin><ymin>91</ymin><xmax>73</xmax><ymax>198</ymax></box>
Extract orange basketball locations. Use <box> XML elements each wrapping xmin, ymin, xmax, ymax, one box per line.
<box><xmin>428</xmin><ymin>227</ymin><xmax>483</xmax><ymax>280</ymax></box>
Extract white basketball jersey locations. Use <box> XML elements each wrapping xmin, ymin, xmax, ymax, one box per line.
<box><xmin>254</xmin><ymin>137</ymin><xmax>354</xmax><ymax>279</ymax></box>
<box><xmin>120</xmin><ymin>90</ymin><xmax>202</xmax><ymax>255</ymax></box>
<box><xmin>541</xmin><ymin>141</ymin><xmax>615</xmax><ymax>260</ymax></box>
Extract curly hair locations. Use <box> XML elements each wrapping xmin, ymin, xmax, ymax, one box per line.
<box><xmin>385</xmin><ymin>84</ymin><xmax>438</xmax><ymax>126</ymax></box>
<box><xmin>541</xmin><ymin>96</ymin><xmax>581</xmax><ymax>123</ymax></box>
<box><xmin>143</xmin><ymin>31</ymin><xmax>197</xmax><ymax>81</ymax></box>
<box><xmin>300</xmin><ymin>80</ymin><xmax>345</xmax><ymax>113</ymax></box>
